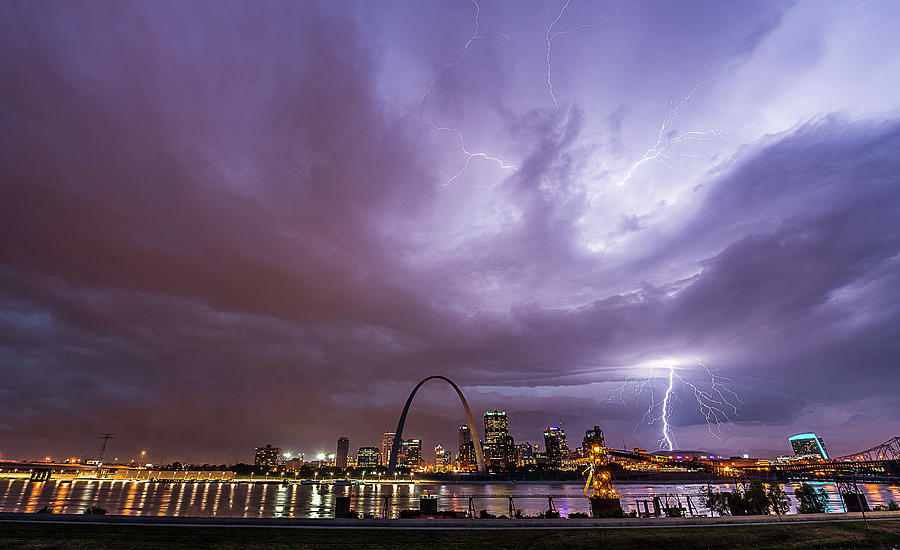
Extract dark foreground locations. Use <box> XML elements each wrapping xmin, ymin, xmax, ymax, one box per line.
<box><xmin>2</xmin><ymin>514</ymin><xmax>900</xmax><ymax>550</ymax></box>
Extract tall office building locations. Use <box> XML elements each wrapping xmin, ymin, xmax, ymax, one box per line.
<box><xmin>458</xmin><ymin>441</ymin><xmax>476</xmax><ymax>470</ymax></box>
<box><xmin>459</xmin><ymin>425</ymin><xmax>472</xmax><ymax>446</ymax></box>
<box><xmin>484</xmin><ymin>410</ymin><xmax>509</xmax><ymax>446</ymax></box>
<box><xmin>789</xmin><ymin>433</ymin><xmax>829</xmax><ymax>459</ymax></box>
<box><xmin>254</xmin><ymin>444</ymin><xmax>281</xmax><ymax>470</ymax></box>
<box><xmin>357</xmin><ymin>447</ymin><xmax>379</xmax><ymax>468</ymax></box>
<box><xmin>336</xmin><ymin>437</ymin><xmax>350</xmax><ymax>469</ymax></box>
<box><xmin>381</xmin><ymin>431</ymin><xmax>396</xmax><ymax>466</ymax></box>
<box><xmin>405</xmin><ymin>439</ymin><xmax>422</xmax><ymax>469</ymax></box>
<box><xmin>484</xmin><ymin>410</ymin><xmax>515</xmax><ymax>468</ymax></box>
<box><xmin>458</xmin><ymin>425</ymin><xmax>475</xmax><ymax>470</ymax></box>
<box><xmin>543</xmin><ymin>426</ymin><xmax>569</xmax><ymax>461</ymax></box>
<box><xmin>434</xmin><ymin>445</ymin><xmax>451</xmax><ymax>471</ymax></box>
<box><xmin>583</xmin><ymin>425</ymin><xmax>606</xmax><ymax>454</ymax></box>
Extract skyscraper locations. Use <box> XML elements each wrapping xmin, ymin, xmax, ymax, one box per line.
<box><xmin>434</xmin><ymin>444</ymin><xmax>451</xmax><ymax>471</ymax></box>
<box><xmin>458</xmin><ymin>425</ymin><xmax>475</xmax><ymax>470</ymax></box>
<box><xmin>336</xmin><ymin>437</ymin><xmax>350</xmax><ymax>469</ymax></box>
<box><xmin>459</xmin><ymin>425</ymin><xmax>471</xmax><ymax>446</ymax></box>
<box><xmin>357</xmin><ymin>446</ymin><xmax>379</xmax><ymax>468</ymax></box>
<box><xmin>405</xmin><ymin>438</ymin><xmax>422</xmax><ymax>469</ymax></box>
<box><xmin>789</xmin><ymin>433</ymin><xmax>829</xmax><ymax>459</ymax></box>
<box><xmin>483</xmin><ymin>410</ymin><xmax>509</xmax><ymax>447</ymax></box>
<box><xmin>459</xmin><ymin>441</ymin><xmax>476</xmax><ymax>470</ymax></box>
<box><xmin>483</xmin><ymin>410</ymin><xmax>515</xmax><ymax>468</ymax></box>
<box><xmin>254</xmin><ymin>444</ymin><xmax>281</xmax><ymax>470</ymax></box>
<box><xmin>543</xmin><ymin>426</ymin><xmax>569</xmax><ymax>461</ymax></box>
<box><xmin>381</xmin><ymin>431</ymin><xmax>396</xmax><ymax>466</ymax></box>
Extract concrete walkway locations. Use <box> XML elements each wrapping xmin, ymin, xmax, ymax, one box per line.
<box><xmin>2</xmin><ymin>510</ymin><xmax>899</xmax><ymax>529</ymax></box>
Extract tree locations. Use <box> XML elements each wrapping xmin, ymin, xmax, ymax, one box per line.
<box><xmin>702</xmin><ymin>482</ymin><xmax>786</xmax><ymax>517</ymax></box>
<box><xmin>700</xmin><ymin>486</ymin><xmax>731</xmax><ymax>516</ymax></box>
<box><xmin>767</xmin><ymin>484</ymin><xmax>790</xmax><ymax>515</ymax></box>
<box><xmin>794</xmin><ymin>483</ymin><xmax>828</xmax><ymax>514</ymax></box>
<box><xmin>725</xmin><ymin>490</ymin><xmax>750</xmax><ymax>516</ymax></box>
<box><xmin>663</xmin><ymin>506</ymin><xmax>685</xmax><ymax>517</ymax></box>
<box><xmin>745</xmin><ymin>480</ymin><xmax>770</xmax><ymax>515</ymax></box>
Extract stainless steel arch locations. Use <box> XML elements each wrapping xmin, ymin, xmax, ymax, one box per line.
<box><xmin>387</xmin><ymin>376</ymin><xmax>486</xmax><ymax>474</ymax></box>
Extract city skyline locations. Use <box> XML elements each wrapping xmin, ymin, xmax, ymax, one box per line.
<box><xmin>8</xmin><ymin>408</ymin><xmax>878</xmax><ymax>468</ymax></box>
<box><xmin>2</xmin><ymin>0</ymin><xmax>900</xmax><ymax>464</ymax></box>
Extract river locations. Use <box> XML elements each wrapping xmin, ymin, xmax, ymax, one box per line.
<box><xmin>1</xmin><ymin>479</ymin><xmax>897</xmax><ymax>518</ymax></box>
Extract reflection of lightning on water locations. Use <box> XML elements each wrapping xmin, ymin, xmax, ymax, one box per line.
<box><xmin>611</xmin><ymin>361</ymin><xmax>742</xmax><ymax>451</ymax></box>
<box><xmin>420</xmin><ymin>0</ymin><xmax>515</xmax><ymax>186</ymax></box>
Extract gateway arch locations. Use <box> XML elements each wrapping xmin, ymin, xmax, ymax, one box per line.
<box><xmin>387</xmin><ymin>375</ymin><xmax>486</xmax><ymax>475</ymax></box>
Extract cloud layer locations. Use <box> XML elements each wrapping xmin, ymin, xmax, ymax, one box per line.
<box><xmin>1</xmin><ymin>0</ymin><xmax>899</xmax><ymax>462</ymax></box>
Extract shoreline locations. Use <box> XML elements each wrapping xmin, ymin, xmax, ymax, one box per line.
<box><xmin>3</xmin><ymin>510</ymin><xmax>900</xmax><ymax>527</ymax></box>
<box><xmin>0</xmin><ymin>476</ymin><xmax>749</xmax><ymax>486</ymax></box>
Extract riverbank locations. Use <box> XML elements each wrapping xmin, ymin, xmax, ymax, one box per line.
<box><xmin>2</xmin><ymin>512</ymin><xmax>900</xmax><ymax>549</ymax></box>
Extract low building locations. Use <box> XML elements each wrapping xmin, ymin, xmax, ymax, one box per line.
<box><xmin>357</xmin><ymin>447</ymin><xmax>379</xmax><ymax>468</ymax></box>
<box><xmin>282</xmin><ymin>457</ymin><xmax>307</xmax><ymax>471</ymax></box>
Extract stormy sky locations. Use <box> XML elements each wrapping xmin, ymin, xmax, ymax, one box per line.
<box><xmin>1</xmin><ymin>0</ymin><xmax>899</xmax><ymax>464</ymax></box>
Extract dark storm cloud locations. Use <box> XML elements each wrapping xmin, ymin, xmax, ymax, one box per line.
<box><xmin>1</xmin><ymin>0</ymin><xmax>898</xmax><ymax>461</ymax></box>
<box><xmin>390</xmin><ymin>116</ymin><xmax>900</xmax><ymax>451</ymax></box>
<box><xmin>0</xmin><ymin>0</ymin><xmax>450</xmax><ymax>458</ymax></box>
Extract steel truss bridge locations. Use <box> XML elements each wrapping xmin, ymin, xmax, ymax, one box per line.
<box><xmin>596</xmin><ymin>437</ymin><xmax>899</xmax><ymax>484</ymax></box>
<box><xmin>752</xmin><ymin>437</ymin><xmax>900</xmax><ymax>483</ymax></box>
<box><xmin>834</xmin><ymin>437</ymin><xmax>900</xmax><ymax>462</ymax></box>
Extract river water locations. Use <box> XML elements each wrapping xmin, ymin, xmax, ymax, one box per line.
<box><xmin>1</xmin><ymin>479</ymin><xmax>897</xmax><ymax>518</ymax></box>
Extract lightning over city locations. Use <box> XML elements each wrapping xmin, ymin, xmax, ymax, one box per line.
<box><xmin>612</xmin><ymin>361</ymin><xmax>742</xmax><ymax>451</ymax></box>
<box><xmin>2</xmin><ymin>0</ymin><xmax>900</xmax><ymax>538</ymax></box>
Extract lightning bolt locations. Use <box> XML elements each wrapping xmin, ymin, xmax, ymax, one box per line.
<box><xmin>545</xmin><ymin>0</ymin><xmax>644</xmax><ymax>110</ymax></box>
<box><xmin>424</xmin><ymin>122</ymin><xmax>517</xmax><ymax>187</ymax></box>
<box><xmin>419</xmin><ymin>0</ymin><xmax>515</xmax><ymax>187</ymax></box>
<box><xmin>610</xmin><ymin>360</ymin><xmax>741</xmax><ymax>451</ymax></box>
<box><xmin>420</xmin><ymin>0</ymin><xmax>509</xmax><ymax>107</ymax></box>
<box><xmin>615</xmin><ymin>76</ymin><xmax>702</xmax><ymax>187</ymax></box>
<box><xmin>614</xmin><ymin>68</ymin><xmax>741</xmax><ymax>187</ymax></box>
<box><xmin>545</xmin><ymin>0</ymin><xmax>571</xmax><ymax>111</ymax></box>
<box><xmin>660</xmin><ymin>365</ymin><xmax>676</xmax><ymax>451</ymax></box>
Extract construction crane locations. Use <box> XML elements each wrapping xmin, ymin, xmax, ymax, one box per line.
<box><xmin>97</xmin><ymin>433</ymin><xmax>114</xmax><ymax>464</ymax></box>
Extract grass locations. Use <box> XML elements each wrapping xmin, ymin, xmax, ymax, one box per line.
<box><xmin>1</xmin><ymin>520</ymin><xmax>899</xmax><ymax>549</ymax></box>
